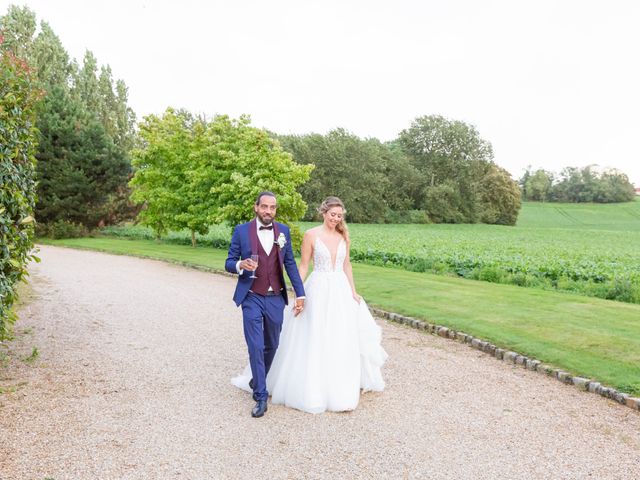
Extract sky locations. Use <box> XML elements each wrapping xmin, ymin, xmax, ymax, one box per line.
<box><xmin>4</xmin><ymin>0</ymin><xmax>640</xmax><ymax>186</ymax></box>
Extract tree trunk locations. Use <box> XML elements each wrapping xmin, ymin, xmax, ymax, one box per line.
<box><xmin>191</xmin><ymin>230</ymin><xmax>196</xmax><ymax>248</ymax></box>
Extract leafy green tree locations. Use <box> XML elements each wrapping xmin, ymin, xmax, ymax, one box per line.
<box><xmin>130</xmin><ymin>109</ymin><xmax>187</xmax><ymax>238</ymax></box>
<box><xmin>478</xmin><ymin>164</ymin><xmax>522</xmax><ymax>225</ymax></box>
<box><xmin>524</xmin><ymin>169</ymin><xmax>553</xmax><ymax>201</ymax></box>
<box><xmin>201</xmin><ymin>116</ymin><xmax>313</xmax><ymax>234</ymax></box>
<box><xmin>398</xmin><ymin>115</ymin><xmax>509</xmax><ymax>224</ymax></box>
<box><xmin>130</xmin><ymin>111</ymin><xmax>313</xmax><ymax>246</ymax></box>
<box><xmin>31</xmin><ymin>21</ymin><xmax>72</xmax><ymax>88</ymax></box>
<box><xmin>398</xmin><ymin>115</ymin><xmax>493</xmax><ymax>186</ymax></box>
<box><xmin>0</xmin><ymin>32</ymin><xmax>41</xmax><ymax>337</ymax></box>
<box><xmin>423</xmin><ymin>181</ymin><xmax>466</xmax><ymax>223</ymax></box>
<box><xmin>0</xmin><ymin>5</ymin><xmax>35</xmax><ymax>59</ymax></box>
<box><xmin>277</xmin><ymin>129</ymin><xmax>404</xmax><ymax>223</ymax></box>
<box><xmin>597</xmin><ymin>170</ymin><xmax>636</xmax><ymax>202</ymax></box>
<box><xmin>130</xmin><ymin>108</ymin><xmax>204</xmax><ymax>243</ymax></box>
<box><xmin>550</xmin><ymin>166</ymin><xmax>635</xmax><ymax>203</ymax></box>
<box><xmin>74</xmin><ymin>51</ymin><xmax>100</xmax><ymax>112</ymax></box>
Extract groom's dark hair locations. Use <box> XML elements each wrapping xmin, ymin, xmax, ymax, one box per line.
<box><xmin>255</xmin><ymin>191</ymin><xmax>277</xmax><ymax>205</ymax></box>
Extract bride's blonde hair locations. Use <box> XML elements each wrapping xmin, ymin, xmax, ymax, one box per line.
<box><xmin>318</xmin><ymin>196</ymin><xmax>349</xmax><ymax>241</ymax></box>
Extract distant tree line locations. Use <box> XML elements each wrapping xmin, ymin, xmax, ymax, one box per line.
<box><xmin>519</xmin><ymin>166</ymin><xmax>635</xmax><ymax>203</ymax></box>
<box><xmin>0</xmin><ymin>5</ymin><xmax>137</xmax><ymax>237</ymax></box>
<box><xmin>277</xmin><ymin>115</ymin><xmax>521</xmax><ymax>225</ymax></box>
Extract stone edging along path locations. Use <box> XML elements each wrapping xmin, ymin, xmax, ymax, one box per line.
<box><xmin>37</xmin><ymin>245</ymin><xmax>640</xmax><ymax>414</ymax></box>
<box><xmin>367</xmin><ymin>306</ymin><xmax>640</xmax><ymax>413</ymax></box>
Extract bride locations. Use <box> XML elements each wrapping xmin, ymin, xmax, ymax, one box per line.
<box><xmin>232</xmin><ymin>196</ymin><xmax>388</xmax><ymax>413</ymax></box>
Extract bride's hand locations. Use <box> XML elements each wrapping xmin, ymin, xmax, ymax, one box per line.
<box><xmin>352</xmin><ymin>292</ymin><xmax>361</xmax><ymax>304</ymax></box>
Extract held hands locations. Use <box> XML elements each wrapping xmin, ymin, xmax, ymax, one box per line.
<box><xmin>352</xmin><ymin>292</ymin><xmax>361</xmax><ymax>304</ymax></box>
<box><xmin>293</xmin><ymin>298</ymin><xmax>305</xmax><ymax>317</ymax></box>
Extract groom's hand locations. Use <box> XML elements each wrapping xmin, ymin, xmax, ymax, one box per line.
<box><xmin>239</xmin><ymin>258</ymin><xmax>257</xmax><ymax>271</ymax></box>
<box><xmin>293</xmin><ymin>297</ymin><xmax>305</xmax><ymax>317</ymax></box>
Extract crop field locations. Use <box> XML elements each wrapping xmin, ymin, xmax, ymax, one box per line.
<box><xmin>100</xmin><ymin>200</ymin><xmax>640</xmax><ymax>303</ymax></box>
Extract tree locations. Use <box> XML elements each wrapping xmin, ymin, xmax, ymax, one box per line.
<box><xmin>397</xmin><ymin>115</ymin><xmax>503</xmax><ymax>224</ymax></box>
<box><xmin>277</xmin><ymin>129</ymin><xmax>396</xmax><ymax>223</ymax></box>
<box><xmin>31</xmin><ymin>21</ymin><xmax>72</xmax><ymax>88</ymax></box>
<box><xmin>478</xmin><ymin>164</ymin><xmax>522</xmax><ymax>225</ymax></box>
<box><xmin>130</xmin><ymin>111</ymin><xmax>313</xmax><ymax>246</ymax></box>
<box><xmin>74</xmin><ymin>51</ymin><xmax>100</xmax><ymax>113</ymax></box>
<box><xmin>0</xmin><ymin>5</ymin><xmax>36</xmax><ymax>59</ymax></box>
<box><xmin>0</xmin><ymin>32</ymin><xmax>41</xmax><ymax>337</ymax></box>
<box><xmin>597</xmin><ymin>169</ymin><xmax>635</xmax><ymax>202</ymax></box>
<box><xmin>398</xmin><ymin>115</ymin><xmax>493</xmax><ymax>185</ymax></box>
<box><xmin>200</xmin><ymin>116</ymin><xmax>313</xmax><ymax>234</ymax></box>
<box><xmin>524</xmin><ymin>169</ymin><xmax>553</xmax><ymax>201</ymax></box>
<box><xmin>547</xmin><ymin>165</ymin><xmax>635</xmax><ymax>203</ymax></box>
<box><xmin>130</xmin><ymin>108</ymin><xmax>204</xmax><ymax>242</ymax></box>
<box><xmin>1</xmin><ymin>5</ymin><xmax>136</xmax><ymax>230</ymax></box>
<box><xmin>36</xmin><ymin>85</ymin><xmax>130</xmax><ymax>227</ymax></box>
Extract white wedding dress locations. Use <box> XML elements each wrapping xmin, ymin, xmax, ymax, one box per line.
<box><xmin>232</xmin><ymin>237</ymin><xmax>388</xmax><ymax>414</ymax></box>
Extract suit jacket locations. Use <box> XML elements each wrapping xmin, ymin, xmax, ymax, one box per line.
<box><xmin>225</xmin><ymin>219</ymin><xmax>305</xmax><ymax>306</ymax></box>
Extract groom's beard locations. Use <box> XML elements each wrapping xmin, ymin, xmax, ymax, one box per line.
<box><xmin>256</xmin><ymin>212</ymin><xmax>274</xmax><ymax>225</ymax></box>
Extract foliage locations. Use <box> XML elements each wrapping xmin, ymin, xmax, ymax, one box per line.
<box><xmin>200</xmin><ymin>116</ymin><xmax>313</xmax><ymax>231</ymax></box>
<box><xmin>396</xmin><ymin>115</ymin><xmax>521</xmax><ymax>225</ymax></box>
<box><xmin>36</xmin><ymin>220</ymin><xmax>87</xmax><ymax>239</ymax></box>
<box><xmin>276</xmin><ymin>129</ymin><xmax>413</xmax><ymax>223</ymax></box>
<box><xmin>397</xmin><ymin>114</ymin><xmax>510</xmax><ymax>224</ymax></box>
<box><xmin>339</xmin><ymin>200</ymin><xmax>640</xmax><ymax>304</ymax></box>
<box><xmin>130</xmin><ymin>109</ymin><xmax>201</xmax><ymax>240</ymax></box>
<box><xmin>521</xmin><ymin>168</ymin><xmax>553</xmax><ymax>201</ymax></box>
<box><xmin>0</xmin><ymin>31</ymin><xmax>41</xmax><ymax>338</ymax></box>
<box><xmin>100</xmin><ymin>224</ymin><xmax>231</xmax><ymax>249</ymax></box>
<box><xmin>35</xmin><ymin>85</ymin><xmax>130</xmax><ymax>227</ymax></box>
<box><xmin>0</xmin><ymin>5</ymin><xmax>136</xmax><ymax>231</ymax></box>
<box><xmin>520</xmin><ymin>165</ymin><xmax>636</xmax><ymax>203</ymax></box>
<box><xmin>130</xmin><ymin>110</ymin><xmax>313</xmax><ymax>247</ymax></box>
<box><xmin>478</xmin><ymin>163</ymin><xmax>522</xmax><ymax>225</ymax></box>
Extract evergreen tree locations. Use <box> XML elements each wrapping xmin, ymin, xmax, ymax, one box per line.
<box><xmin>36</xmin><ymin>85</ymin><xmax>129</xmax><ymax>227</ymax></box>
<box><xmin>1</xmin><ymin>5</ymin><xmax>136</xmax><ymax>230</ymax></box>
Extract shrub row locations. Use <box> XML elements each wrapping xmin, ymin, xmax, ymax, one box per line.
<box><xmin>0</xmin><ymin>39</ymin><xmax>41</xmax><ymax>337</ymax></box>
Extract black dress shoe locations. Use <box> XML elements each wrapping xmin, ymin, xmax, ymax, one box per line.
<box><xmin>251</xmin><ymin>400</ymin><xmax>268</xmax><ymax>418</ymax></box>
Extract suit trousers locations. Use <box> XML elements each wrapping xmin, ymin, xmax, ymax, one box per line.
<box><xmin>241</xmin><ymin>291</ymin><xmax>286</xmax><ymax>401</ymax></box>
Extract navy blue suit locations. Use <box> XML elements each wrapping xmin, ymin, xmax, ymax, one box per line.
<box><xmin>225</xmin><ymin>219</ymin><xmax>305</xmax><ymax>401</ymax></box>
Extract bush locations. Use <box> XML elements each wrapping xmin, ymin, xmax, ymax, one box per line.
<box><xmin>478</xmin><ymin>266</ymin><xmax>504</xmax><ymax>283</ymax></box>
<box><xmin>384</xmin><ymin>210</ymin><xmax>431</xmax><ymax>224</ymax></box>
<box><xmin>0</xmin><ymin>35</ymin><xmax>41</xmax><ymax>338</ymax></box>
<box><xmin>37</xmin><ymin>220</ymin><xmax>88</xmax><ymax>239</ymax></box>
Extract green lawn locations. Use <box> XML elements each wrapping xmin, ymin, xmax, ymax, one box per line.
<box><xmin>38</xmin><ymin>236</ymin><xmax>640</xmax><ymax>396</ymax></box>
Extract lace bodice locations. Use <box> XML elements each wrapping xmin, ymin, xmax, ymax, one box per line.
<box><xmin>314</xmin><ymin>237</ymin><xmax>346</xmax><ymax>273</ymax></box>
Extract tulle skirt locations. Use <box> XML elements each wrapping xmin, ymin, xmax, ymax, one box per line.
<box><xmin>232</xmin><ymin>270</ymin><xmax>387</xmax><ymax>414</ymax></box>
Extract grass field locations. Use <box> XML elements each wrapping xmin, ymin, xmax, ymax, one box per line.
<box><xmin>38</xmin><ymin>236</ymin><xmax>640</xmax><ymax>396</ymax></box>
<box><xmin>100</xmin><ymin>200</ymin><xmax>640</xmax><ymax>304</ymax></box>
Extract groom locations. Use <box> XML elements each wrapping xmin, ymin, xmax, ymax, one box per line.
<box><xmin>225</xmin><ymin>191</ymin><xmax>305</xmax><ymax>418</ymax></box>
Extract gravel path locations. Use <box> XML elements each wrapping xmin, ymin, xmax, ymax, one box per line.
<box><xmin>1</xmin><ymin>245</ymin><xmax>639</xmax><ymax>480</ymax></box>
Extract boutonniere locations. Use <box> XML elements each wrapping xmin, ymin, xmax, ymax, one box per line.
<box><xmin>276</xmin><ymin>232</ymin><xmax>287</xmax><ymax>249</ymax></box>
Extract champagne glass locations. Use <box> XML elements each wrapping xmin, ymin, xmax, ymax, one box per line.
<box><xmin>249</xmin><ymin>254</ymin><xmax>259</xmax><ymax>279</ymax></box>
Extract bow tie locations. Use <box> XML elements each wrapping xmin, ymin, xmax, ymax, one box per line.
<box><xmin>259</xmin><ymin>225</ymin><xmax>273</xmax><ymax>231</ymax></box>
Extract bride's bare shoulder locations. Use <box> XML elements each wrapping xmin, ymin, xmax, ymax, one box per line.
<box><xmin>304</xmin><ymin>226</ymin><xmax>322</xmax><ymax>240</ymax></box>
